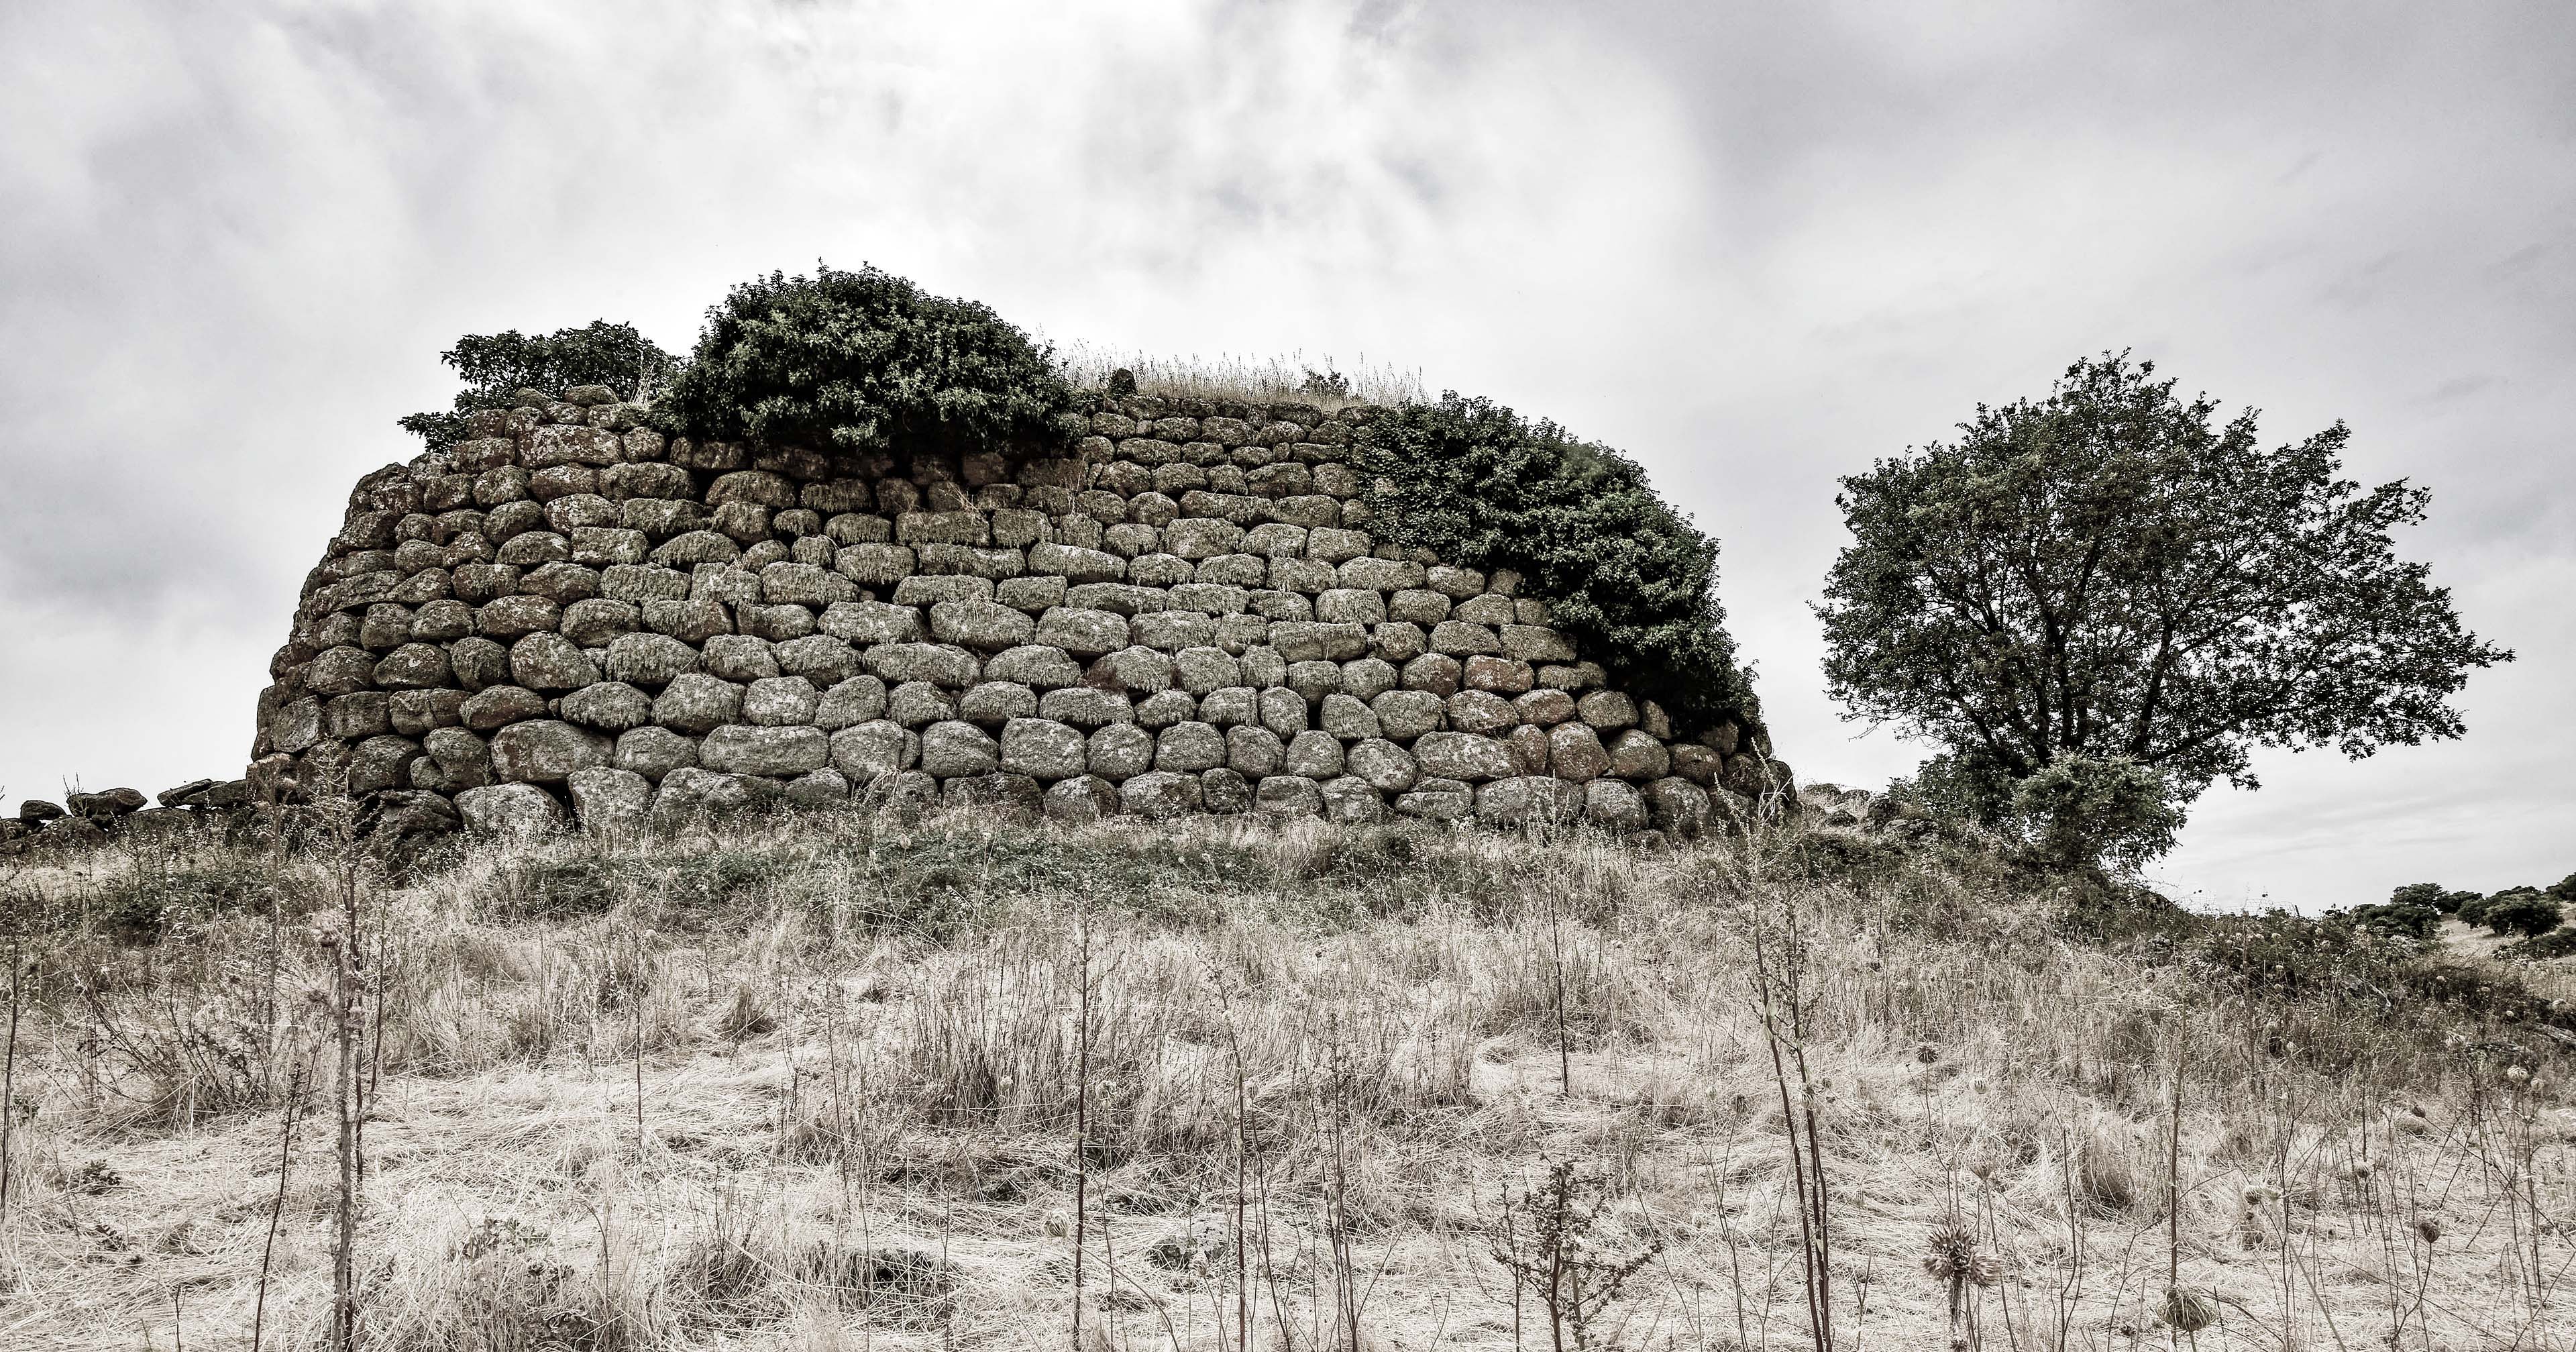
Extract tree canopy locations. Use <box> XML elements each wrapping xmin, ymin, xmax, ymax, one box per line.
<box><xmin>1818</xmin><ymin>352</ymin><xmax>2509</xmax><ymax>849</ymax></box>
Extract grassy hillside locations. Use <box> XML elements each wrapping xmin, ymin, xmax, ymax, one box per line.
<box><xmin>0</xmin><ymin>810</ymin><xmax>2570</xmax><ymax>1350</ymax></box>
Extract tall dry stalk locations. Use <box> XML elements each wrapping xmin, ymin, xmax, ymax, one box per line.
<box><xmin>1548</xmin><ymin>888</ymin><xmax>1573</xmax><ymax>1096</ymax></box>
<box><xmin>0</xmin><ymin>934</ymin><xmax>21</xmax><ymax>1243</ymax></box>
<box><xmin>1071</xmin><ymin>890</ymin><xmax>1095</xmax><ymax>1350</ymax></box>
<box><xmin>316</xmin><ymin>778</ymin><xmax>366</xmax><ymax>1351</ymax></box>
<box><xmin>1746</xmin><ymin>890</ymin><xmax>1835</xmax><ymax>1352</ymax></box>
<box><xmin>250</xmin><ymin>1060</ymin><xmax>307</xmax><ymax>1352</ymax></box>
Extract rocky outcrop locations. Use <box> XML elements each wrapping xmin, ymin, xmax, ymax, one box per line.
<box><xmin>246</xmin><ymin>384</ymin><xmax>1790</xmax><ymax>837</ymax></box>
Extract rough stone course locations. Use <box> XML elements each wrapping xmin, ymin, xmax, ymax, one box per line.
<box><xmin>182</xmin><ymin>391</ymin><xmax>1790</xmax><ymax>847</ymax></box>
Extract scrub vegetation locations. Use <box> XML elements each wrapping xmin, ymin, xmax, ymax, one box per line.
<box><xmin>1</xmin><ymin>804</ymin><xmax>2569</xmax><ymax>1350</ymax></box>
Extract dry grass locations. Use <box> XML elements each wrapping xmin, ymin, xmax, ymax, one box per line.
<box><xmin>1052</xmin><ymin>342</ymin><xmax>1426</xmax><ymax>411</ymax></box>
<box><xmin>0</xmin><ymin>808</ymin><xmax>2569</xmax><ymax>1350</ymax></box>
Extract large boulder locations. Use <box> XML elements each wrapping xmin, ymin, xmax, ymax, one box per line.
<box><xmin>456</xmin><ymin>783</ymin><xmax>566</xmax><ymax>838</ymax></box>
<box><xmin>1411</xmin><ymin>731</ymin><xmax>1514</xmax><ymax>783</ymax></box>
<box><xmin>1120</xmin><ymin>770</ymin><xmax>1202</xmax><ymax>820</ymax></box>
<box><xmin>1000</xmin><ymin>718</ymin><xmax>1088</xmax><ymax>780</ymax></box>
<box><xmin>1475</xmin><ymin>776</ymin><xmax>1584</xmax><ymax>827</ymax></box>
<box><xmin>568</xmin><ymin>767</ymin><xmax>652</xmax><ymax>835</ymax></box>
<box><xmin>648</xmin><ymin>766</ymin><xmax>770</xmax><ymax>827</ymax></box>
<box><xmin>700</xmin><ymin>725</ymin><xmax>830</xmax><ymax>776</ymax></box>
<box><xmin>489</xmin><ymin>720</ymin><xmax>612</xmax><ymax>784</ymax></box>
<box><xmin>1042</xmin><ymin>774</ymin><xmax>1120</xmax><ymax>824</ymax></box>
<box><xmin>919</xmin><ymin>721</ymin><xmax>1001</xmax><ymax>778</ymax></box>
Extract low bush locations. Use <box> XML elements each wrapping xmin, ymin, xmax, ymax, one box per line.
<box><xmin>2481</xmin><ymin>888</ymin><xmax>2564</xmax><ymax>938</ymax></box>
<box><xmin>398</xmin><ymin>321</ymin><xmax>677</xmax><ymax>447</ymax></box>
<box><xmin>664</xmin><ymin>264</ymin><xmax>1083</xmax><ymax>462</ymax></box>
<box><xmin>1355</xmin><ymin>394</ymin><xmax>1756</xmax><ymax>733</ymax></box>
<box><xmin>78</xmin><ymin>866</ymin><xmax>282</xmax><ymax>943</ymax></box>
<box><xmin>2498</xmin><ymin>928</ymin><xmax>2576</xmax><ymax>961</ymax></box>
<box><xmin>2347</xmin><ymin>900</ymin><xmax>2445</xmax><ymax>942</ymax></box>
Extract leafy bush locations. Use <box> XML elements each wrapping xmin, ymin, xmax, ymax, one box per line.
<box><xmin>665</xmin><ymin>264</ymin><xmax>1082</xmax><ymax>461</ymax></box>
<box><xmin>1354</xmin><ymin>394</ymin><xmax>1756</xmax><ymax>731</ymax></box>
<box><xmin>2185</xmin><ymin>908</ymin><xmax>2421</xmax><ymax>1000</ymax></box>
<box><xmin>399</xmin><ymin>321</ymin><xmax>677</xmax><ymax>447</ymax></box>
<box><xmin>2002</xmin><ymin>751</ymin><xmax>2183</xmax><ymax>876</ymax></box>
<box><xmin>2480</xmin><ymin>888</ymin><xmax>2563</xmax><ymax>938</ymax></box>
<box><xmin>2551</xmin><ymin>872</ymin><xmax>2576</xmax><ymax>904</ymax></box>
<box><xmin>2389</xmin><ymin>882</ymin><xmax>2450</xmax><ymax>912</ymax></box>
<box><xmin>2345</xmin><ymin>900</ymin><xmax>2443</xmax><ymax>942</ymax></box>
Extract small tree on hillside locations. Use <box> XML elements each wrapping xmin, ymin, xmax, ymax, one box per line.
<box><xmin>1817</xmin><ymin>352</ymin><xmax>2510</xmax><ymax>870</ymax></box>
<box><xmin>2389</xmin><ymin>882</ymin><xmax>2452</xmax><ymax>913</ymax></box>
<box><xmin>2481</xmin><ymin>888</ymin><xmax>2563</xmax><ymax>939</ymax></box>
<box><xmin>398</xmin><ymin>321</ymin><xmax>678</xmax><ymax>447</ymax></box>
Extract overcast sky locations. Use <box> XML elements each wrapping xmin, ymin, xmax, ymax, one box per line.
<box><xmin>5</xmin><ymin>1</ymin><xmax>2568</xmax><ymax>908</ymax></box>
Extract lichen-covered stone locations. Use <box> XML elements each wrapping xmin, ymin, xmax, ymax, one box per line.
<box><xmin>919</xmin><ymin>720</ymin><xmax>1000</xmax><ymax>778</ymax></box>
<box><xmin>490</xmin><ymin>720</ymin><xmax>611</xmax><ymax>784</ymax></box>
<box><xmin>1253</xmin><ymin>775</ymin><xmax>1322</xmax><ymax>817</ymax></box>
<box><xmin>701</xmin><ymin>724</ymin><xmax>830</xmax><ymax>776</ymax></box>
<box><xmin>653</xmin><ymin>674</ymin><xmax>745</xmax><ymax>734</ymax></box>
<box><xmin>830</xmin><ymin>720</ymin><xmax>917</xmax><ymax>780</ymax></box>
<box><xmin>614</xmin><ymin>726</ymin><xmax>696</xmax><ymax>781</ymax></box>
<box><xmin>602</xmin><ymin>632</ymin><xmax>700</xmax><ymax>688</ymax></box>
<box><xmin>1320</xmin><ymin>776</ymin><xmax>1385</xmax><ymax>825</ymax></box>
<box><xmin>1346</xmin><ymin>737</ymin><xmax>1417</xmax><ymax>793</ymax></box>
<box><xmin>1607</xmin><ymin>729</ymin><xmax>1670</xmax><ymax>780</ymax></box>
<box><xmin>743</xmin><ymin>676</ymin><xmax>822</xmax><ymax>726</ymax></box>
<box><xmin>1087</xmin><ymin>723</ymin><xmax>1155</xmax><ymax>780</ymax></box>
<box><xmin>1043</xmin><ymin>774</ymin><xmax>1120</xmax><ymax>824</ymax></box>
<box><xmin>457</xmin><ymin>783</ymin><xmax>565</xmax><ymax>837</ymax></box>
<box><xmin>1154</xmin><ymin>721</ymin><xmax>1227</xmax><ymax>773</ymax></box>
<box><xmin>1200</xmin><ymin>686</ymin><xmax>1256</xmax><ymax>727</ymax></box>
<box><xmin>1477</xmin><ymin>776</ymin><xmax>1583</xmax><ymax>827</ymax></box>
<box><xmin>865</xmin><ymin>643</ymin><xmax>979</xmax><ymax>688</ymax></box>
<box><xmin>1088</xmin><ymin>645</ymin><xmax>1173</xmax><ymax>695</ymax></box>
<box><xmin>1577</xmin><ymin>690</ymin><xmax>1639</xmax><ymax>729</ymax></box>
<box><xmin>1644</xmin><ymin>777</ymin><xmax>1714</xmax><ymax>837</ymax></box>
<box><xmin>1000</xmin><ymin>717</ymin><xmax>1087</xmax><ymax>780</ymax></box>
<box><xmin>1584</xmin><ymin>778</ymin><xmax>1650</xmax><ymax>831</ymax></box>
<box><xmin>1412</xmin><ymin>731</ymin><xmax>1514</xmax><ymax>783</ymax></box>
<box><xmin>1118</xmin><ymin>770</ymin><xmax>1200</xmax><ymax>819</ymax></box>
<box><xmin>1034</xmin><ymin>607</ymin><xmax>1130</xmax><ymax>658</ymax></box>
<box><xmin>569</xmin><ymin>767</ymin><xmax>652</xmax><ymax>835</ymax></box>
<box><xmin>1256</xmin><ymin>686</ymin><xmax>1307</xmax><ymax>737</ymax></box>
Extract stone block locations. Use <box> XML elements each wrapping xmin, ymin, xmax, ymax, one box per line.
<box><xmin>1120</xmin><ymin>770</ymin><xmax>1202</xmax><ymax>820</ymax></box>
<box><xmin>491</xmin><ymin>719</ymin><xmax>612</xmax><ymax>784</ymax></box>
<box><xmin>1001</xmin><ymin>717</ymin><xmax>1089</xmax><ymax>780</ymax></box>
<box><xmin>1040</xmin><ymin>686</ymin><xmax>1134</xmax><ymax>729</ymax></box>
<box><xmin>1253</xmin><ymin>775</ymin><xmax>1322</xmax><ymax>817</ymax></box>
<box><xmin>614</xmin><ymin>726</ymin><xmax>696</xmax><ymax>782</ymax></box>
<box><xmin>1477</xmin><ymin>776</ymin><xmax>1583</xmax><ymax>827</ymax></box>
<box><xmin>1411</xmin><ymin>731</ymin><xmax>1514</xmax><ymax>783</ymax></box>
<box><xmin>653</xmin><ymin>674</ymin><xmax>745</xmax><ymax>733</ymax></box>
<box><xmin>1087</xmin><ymin>723</ymin><xmax>1156</xmax><ymax>780</ymax></box>
<box><xmin>830</xmin><ymin>720</ymin><xmax>918</xmax><ymax>780</ymax></box>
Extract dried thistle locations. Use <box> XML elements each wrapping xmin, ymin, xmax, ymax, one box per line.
<box><xmin>2160</xmin><ymin>1284</ymin><xmax>2218</xmax><ymax>1335</ymax></box>
<box><xmin>1923</xmin><ymin>1216</ymin><xmax>2000</xmax><ymax>1329</ymax></box>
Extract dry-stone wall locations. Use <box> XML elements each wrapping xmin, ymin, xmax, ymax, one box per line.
<box><xmin>250</xmin><ymin>385</ymin><xmax>1784</xmax><ymax>839</ymax></box>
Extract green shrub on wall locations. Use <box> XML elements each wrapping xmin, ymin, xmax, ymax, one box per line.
<box><xmin>665</xmin><ymin>264</ymin><xmax>1083</xmax><ymax>460</ymax></box>
<box><xmin>1355</xmin><ymin>394</ymin><xmax>1756</xmax><ymax>732</ymax></box>
<box><xmin>399</xmin><ymin>321</ymin><xmax>678</xmax><ymax>447</ymax></box>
